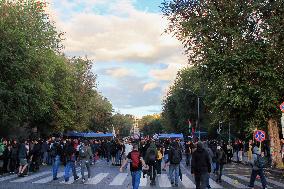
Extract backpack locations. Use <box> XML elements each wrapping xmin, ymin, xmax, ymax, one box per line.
<box><xmin>79</xmin><ymin>145</ymin><xmax>87</xmax><ymax>158</ymax></box>
<box><xmin>255</xmin><ymin>155</ymin><xmax>266</xmax><ymax>168</ymax></box>
<box><xmin>148</xmin><ymin>149</ymin><xmax>156</xmax><ymax>162</ymax></box>
<box><xmin>130</xmin><ymin>151</ymin><xmax>140</xmax><ymax>170</ymax></box>
<box><xmin>171</xmin><ymin>148</ymin><xmax>181</xmax><ymax>164</ymax></box>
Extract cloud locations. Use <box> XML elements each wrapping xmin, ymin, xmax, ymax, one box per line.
<box><xmin>143</xmin><ymin>82</ymin><xmax>159</xmax><ymax>91</ymax></box>
<box><xmin>47</xmin><ymin>0</ymin><xmax>185</xmax><ymax>65</ymax></box>
<box><xmin>45</xmin><ymin>0</ymin><xmax>189</xmax><ymax>116</ymax></box>
<box><xmin>150</xmin><ymin>63</ymin><xmax>186</xmax><ymax>81</ymax></box>
<box><xmin>105</xmin><ymin>67</ymin><xmax>134</xmax><ymax>78</ymax></box>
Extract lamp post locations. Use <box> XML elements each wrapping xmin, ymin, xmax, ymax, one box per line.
<box><xmin>180</xmin><ymin>88</ymin><xmax>201</xmax><ymax>140</ymax></box>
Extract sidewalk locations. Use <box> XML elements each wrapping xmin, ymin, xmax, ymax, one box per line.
<box><xmin>232</xmin><ymin>152</ymin><xmax>284</xmax><ymax>177</ymax></box>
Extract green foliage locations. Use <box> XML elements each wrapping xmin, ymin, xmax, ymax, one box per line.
<box><xmin>161</xmin><ymin>67</ymin><xmax>209</xmax><ymax>135</ymax></box>
<box><xmin>111</xmin><ymin>114</ymin><xmax>134</xmax><ymax>137</ymax></box>
<box><xmin>0</xmin><ymin>0</ymin><xmax>114</xmax><ymax>136</ymax></box>
<box><xmin>161</xmin><ymin>0</ymin><xmax>284</xmax><ymax>136</ymax></box>
<box><xmin>139</xmin><ymin>114</ymin><xmax>165</xmax><ymax>136</ymax></box>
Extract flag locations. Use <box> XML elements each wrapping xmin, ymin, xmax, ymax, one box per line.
<box><xmin>188</xmin><ymin>119</ymin><xmax>192</xmax><ymax>134</ymax></box>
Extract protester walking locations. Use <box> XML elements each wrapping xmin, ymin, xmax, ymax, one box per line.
<box><xmin>215</xmin><ymin>145</ymin><xmax>226</xmax><ymax>183</ymax></box>
<box><xmin>120</xmin><ymin>144</ymin><xmax>146</xmax><ymax>189</ymax></box>
<box><xmin>191</xmin><ymin>142</ymin><xmax>211</xmax><ymax>189</ymax></box>
<box><xmin>79</xmin><ymin>140</ymin><xmax>93</xmax><ymax>183</ymax></box>
<box><xmin>18</xmin><ymin>140</ymin><xmax>28</xmax><ymax>177</ymax></box>
<box><xmin>167</xmin><ymin>141</ymin><xmax>182</xmax><ymax>187</ymax></box>
<box><xmin>145</xmin><ymin>142</ymin><xmax>158</xmax><ymax>186</ymax></box>
<box><xmin>51</xmin><ymin>138</ymin><xmax>62</xmax><ymax>180</ymax></box>
<box><xmin>248</xmin><ymin>145</ymin><xmax>267</xmax><ymax>189</ymax></box>
<box><xmin>63</xmin><ymin>140</ymin><xmax>79</xmax><ymax>182</ymax></box>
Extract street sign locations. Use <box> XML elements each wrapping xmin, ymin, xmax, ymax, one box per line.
<box><xmin>254</xmin><ymin>130</ymin><xmax>265</xmax><ymax>142</ymax></box>
<box><xmin>280</xmin><ymin>102</ymin><xmax>284</xmax><ymax>112</ymax></box>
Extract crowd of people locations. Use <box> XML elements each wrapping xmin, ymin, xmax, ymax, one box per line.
<box><xmin>0</xmin><ymin>136</ymin><xmax>283</xmax><ymax>189</ymax></box>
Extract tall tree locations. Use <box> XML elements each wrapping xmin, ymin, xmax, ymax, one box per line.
<box><xmin>162</xmin><ymin>0</ymin><xmax>284</xmax><ymax>167</ymax></box>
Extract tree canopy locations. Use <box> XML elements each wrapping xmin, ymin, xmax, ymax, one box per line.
<box><xmin>0</xmin><ymin>0</ymin><xmax>115</xmax><ymax>137</ymax></box>
<box><xmin>161</xmin><ymin>0</ymin><xmax>284</xmax><ymax>166</ymax></box>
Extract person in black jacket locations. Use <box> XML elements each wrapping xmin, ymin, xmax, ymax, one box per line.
<box><xmin>2</xmin><ymin>140</ymin><xmax>9</xmax><ymax>174</ymax></box>
<box><xmin>30</xmin><ymin>139</ymin><xmax>41</xmax><ymax>172</ymax></box>
<box><xmin>191</xmin><ymin>142</ymin><xmax>211</xmax><ymax>189</ymax></box>
<box><xmin>167</xmin><ymin>141</ymin><xmax>182</xmax><ymax>187</ymax></box>
<box><xmin>10</xmin><ymin>140</ymin><xmax>18</xmax><ymax>174</ymax></box>
<box><xmin>63</xmin><ymin>140</ymin><xmax>79</xmax><ymax>182</ymax></box>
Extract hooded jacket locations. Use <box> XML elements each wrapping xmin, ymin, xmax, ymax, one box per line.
<box><xmin>191</xmin><ymin>142</ymin><xmax>211</xmax><ymax>174</ymax></box>
<box><xmin>145</xmin><ymin>142</ymin><xmax>157</xmax><ymax>163</ymax></box>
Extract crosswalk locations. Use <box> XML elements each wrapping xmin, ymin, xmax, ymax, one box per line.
<box><xmin>1</xmin><ymin>171</ymin><xmax>284</xmax><ymax>188</ymax></box>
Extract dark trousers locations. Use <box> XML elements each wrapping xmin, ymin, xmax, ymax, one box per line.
<box><xmin>194</xmin><ymin>172</ymin><xmax>208</xmax><ymax>189</ymax></box>
<box><xmin>9</xmin><ymin>158</ymin><xmax>17</xmax><ymax>173</ymax></box>
<box><xmin>148</xmin><ymin>162</ymin><xmax>157</xmax><ymax>184</ymax></box>
<box><xmin>156</xmin><ymin>160</ymin><xmax>162</xmax><ymax>174</ymax></box>
<box><xmin>249</xmin><ymin>169</ymin><xmax>267</xmax><ymax>188</ymax></box>
<box><xmin>216</xmin><ymin>163</ymin><xmax>224</xmax><ymax>181</ymax></box>
<box><xmin>3</xmin><ymin>158</ymin><xmax>9</xmax><ymax>173</ymax></box>
<box><xmin>186</xmin><ymin>154</ymin><xmax>191</xmax><ymax>166</ymax></box>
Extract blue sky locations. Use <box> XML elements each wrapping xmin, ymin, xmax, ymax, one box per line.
<box><xmin>48</xmin><ymin>0</ymin><xmax>187</xmax><ymax>117</ymax></box>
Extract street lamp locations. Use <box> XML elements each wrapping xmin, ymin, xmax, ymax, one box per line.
<box><xmin>180</xmin><ymin>88</ymin><xmax>201</xmax><ymax>140</ymax></box>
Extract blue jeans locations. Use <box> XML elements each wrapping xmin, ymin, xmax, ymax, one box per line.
<box><xmin>52</xmin><ymin>156</ymin><xmax>60</xmax><ymax>179</ymax></box>
<box><xmin>212</xmin><ymin>162</ymin><xmax>217</xmax><ymax>172</ymax></box>
<box><xmin>186</xmin><ymin>154</ymin><xmax>191</xmax><ymax>166</ymax></box>
<box><xmin>43</xmin><ymin>152</ymin><xmax>48</xmax><ymax>164</ymax></box>
<box><xmin>131</xmin><ymin>170</ymin><xmax>141</xmax><ymax>189</ymax></box>
<box><xmin>64</xmin><ymin>161</ymin><xmax>77</xmax><ymax>181</ymax></box>
<box><xmin>249</xmin><ymin>169</ymin><xmax>267</xmax><ymax>188</ymax></box>
<box><xmin>116</xmin><ymin>151</ymin><xmax>121</xmax><ymax>164</ymax></box>
<box><xmin>169</xmin><ymin>164</ymin><xmax>179</xmax><ymax>184</ymax></box>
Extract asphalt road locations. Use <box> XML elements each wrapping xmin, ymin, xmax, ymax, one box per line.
<box><xmin>0</xmin><ymin>158</ymin><xmax>283</xmax><ymax>189</ymax></box>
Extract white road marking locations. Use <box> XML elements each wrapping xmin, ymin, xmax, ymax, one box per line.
<box><xmin>266</xmin><ymin>178</ymin><xmax>284</xmax><ymax>188</ymax></box>
<box><xmin>11</xmin><ymin>171</ymin><xmax>50</xmax><ymax>183</ymax></box>
<box><xmin>109</xmin><ymin>173</ymin><xmax>128</xmax><ymax>185</ymax></box>
<box><xmin>158</xmin><ymin>174</ymin><xmax>172</xmax><ymax>187</ymax></box>
<box><xmin>59</xmin><ymin>172</ymin><xmax>88</xmax><ymax>184</ymax></box>
<box><xmin>85</xmin><ymin>173</ymin><xmax>109</xmax><ymax>185</ymax></box>
<box><xmin>181</xmin><ymin>174</ymin><xmax>195</xmax><ymax>188</ymax></box>
<box><xmin>209</xmin><ymin>178</ymin><xmax>223</xmax><ymax>188</ymax></box>
<box><xmin>222</xmin><ymin>175</ymin><xmax>249</xmax><ymax>188</ymax></box>
<box><xmin>0</xmin><ymin>174</ymin><xmax>18</xmax><ymax>182</ymax></box>
<box><xmin>139</xmin><ymin>174</ymin><xmax>147</xmax><ymax>187</ymax></box>
<box><xmin>33</xmin><ymin>172</ymin><xmax>64</xmax><ymax>184</ymax></box>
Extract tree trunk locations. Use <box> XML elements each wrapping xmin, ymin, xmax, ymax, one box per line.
<box><xmin>267</xmin><ymin>118</ymin><xmax>283</xmax><ymax>168</ymax></box>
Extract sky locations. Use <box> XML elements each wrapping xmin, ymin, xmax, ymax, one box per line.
<box><xmin>47</xmin><ymin>0</ymin><xmax>187</xmax><ymax>117</ymax></box>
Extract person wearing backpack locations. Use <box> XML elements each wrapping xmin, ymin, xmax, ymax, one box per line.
<box><xmin>167</xmin><ymin>141</ymin><xmax>182</xmax><ymax>187</ymax></box>
<box><xmin>191</xmin><ymin>142</ymin><xmax>211</xmax><ymax>189</ymax></box>
<box><xmin>120</xmin><ymin>144</ymin><xmax>147</xmax><ymax>189</ymax></box>
<box><xmin>145</xmin><ymin>142</ymin><xmax>158</xmax><ymax>186</ymax></box>
<box><xmin>248</xmin><ymin>145</ymin><xmax>267</xmax><ymax>189</ymax></box>
<box><xmin>79</xmin><ymin>140</ymin><xmax>93</xmax><ymax>183</ymax></box>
